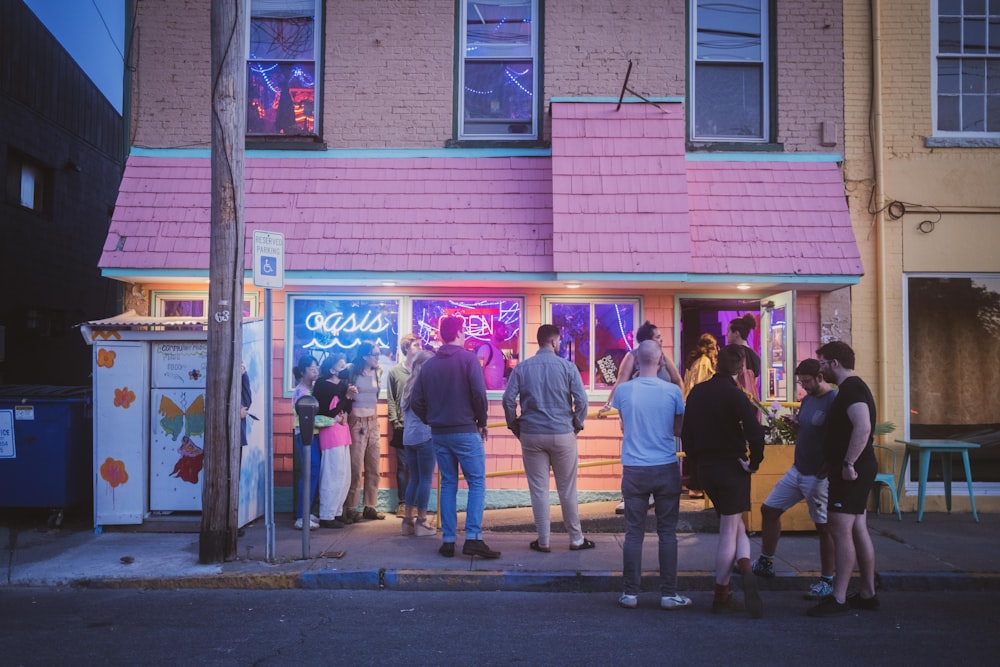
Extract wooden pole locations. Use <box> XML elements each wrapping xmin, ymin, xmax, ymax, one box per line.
<box><xmin>201</xmin><ymin>0</ymin><xmax>246</xmax><ymax>563</ymax></box>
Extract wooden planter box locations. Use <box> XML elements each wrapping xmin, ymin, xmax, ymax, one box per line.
<box><xmin>745</xmin><ymin>444</ymin><xmax>816</xmax><ymax>532</ymax></box>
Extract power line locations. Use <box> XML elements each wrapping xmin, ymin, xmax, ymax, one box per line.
<box><xmin>91</xmin><ymin>0</ymin><xmax>124</xmax><ymax>62</ymax></box>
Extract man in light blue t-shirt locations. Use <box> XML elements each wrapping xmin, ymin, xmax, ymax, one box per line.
<box><xmin>610</xmin><ymin>340</ymin><xmax>691</xmax><ymax>611</ymax></box>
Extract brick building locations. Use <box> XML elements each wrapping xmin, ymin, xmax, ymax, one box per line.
<box><xmin>1</xmin><ymin>0</ymin><xmax>124</xmax><ymax>385</ymax></box>
<box><xmin>97</xmin><ymin>1</ymin><xmax>867</xmax><ymax>515</ymax></box>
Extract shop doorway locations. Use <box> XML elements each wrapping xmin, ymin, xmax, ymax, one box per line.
<box><xmin>678</xmin><ymin>297</ymin><xmax>761</xmax><ymax>375</ymax></box>
<box><xmin>678</xmin><ymin>292</ymin><xmax>795</xmax><ymax>402</ymax></box>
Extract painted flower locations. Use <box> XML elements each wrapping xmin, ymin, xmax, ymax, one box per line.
<box><xmin>188</xmin><ymin>369</ymin><xmax>202</xmax><ymax>381</ymax></box>
<box><xmin>97</xmin><ymin>348</ymin><xmax>117</xmax><ymax>368</ymax></box>
<box><xmin>100</xmin><ymin>457</ymin><xmax>129</xmax><ymax>488</ymax></box>
<box><xmin>114</xmin><ymin>386</ymin><xmax>136</xmax><ymax>409</ymax></box>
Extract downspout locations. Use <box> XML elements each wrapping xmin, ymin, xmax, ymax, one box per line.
<box><xmin>871</xmin><ymin>0</ymin><xmax>889</xmax><ymax>423</ymax></box>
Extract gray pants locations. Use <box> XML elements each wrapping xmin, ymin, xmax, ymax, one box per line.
<box><xmin>519</xmin><ymin>431</ymin><xmax>583</xmax><ymax>546</ymax></box>
<box><xmin>621</xmin><ymin>462</ymin><xmax>682</xmax><ymax>596</ymax></box>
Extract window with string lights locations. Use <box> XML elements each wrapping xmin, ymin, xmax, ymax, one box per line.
<box><xmin>246</xmin><ymin>0</ymin><xmax>320</xmax><ymax>138</ymax></box>
<box><xmin>545</xmin><ymin>298</ymin><xmax>640</xmax><ymax>392</ymax></box>
<box><xmin>458</xmin><ymin>0</ymin><xmax>539</xmax><ymax>142</ymax></box>
<box><xmin>411</xmin><ymin>297</ymin><xmax>524</xmax><ymax>392</ymax></box>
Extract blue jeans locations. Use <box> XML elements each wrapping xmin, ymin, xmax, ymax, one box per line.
<box><xmin>433</xmin><ymin>431</ymin><xmax>486</xmax><ymax>542</ymax></box>
<box><xmin>402</xmin><ymin>439</ymin><xmax>436</xmax><ymax>512</ymax></box>
<box><xmin>295</xmin><ymin>432</ymin><xmax>322</xmax><ymax>520</ymax></box>
<box><xmin>622</xmin><ymin>462</ymin><xmax>682</xmax><ymax>596</ymax></box>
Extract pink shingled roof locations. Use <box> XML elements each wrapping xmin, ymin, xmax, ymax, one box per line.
<box><xmin>550</xmin><ymin>101</ymin><xmax>691</xmax><ymax>273</ymax></box>
<box><xmin>102</xmin><ymin>108</ymin><xmax>861</xmax><ymax>280</ymax></box>
<box><xmin>687</xmin><ymin>160</ymin><xmax>863</xmax><ymax>276</ymax></box>
<box><xmin>102</xmin><ymin>155</ymin><xmax>554</xmax><ymax>274</ymax></box>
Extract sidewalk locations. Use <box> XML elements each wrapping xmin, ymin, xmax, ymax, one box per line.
<box><xmin>3</xmin><ymin>501</ymin><xmax>996</xmax><ymax>592</ymax></box>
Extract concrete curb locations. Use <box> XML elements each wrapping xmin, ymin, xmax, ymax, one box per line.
<box><xmin>60</xmin><ymin>570</ymin><xmax>1000</xmax><ymax>593</ymax></box>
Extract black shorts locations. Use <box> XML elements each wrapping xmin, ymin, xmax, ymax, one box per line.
<box><xmin>828</xmin><ymin>457</ymin><xmax>877</xmax><ymax>515</ymax></box>
<box><xmin>390</xmin><ymin>426</ymin><xmax>404</xmax><ymax>449</ymax></box>
<box><xmin>698</xmin><ymin>460</ymin><xmax>751</xmax><ymax>516</ymax></box>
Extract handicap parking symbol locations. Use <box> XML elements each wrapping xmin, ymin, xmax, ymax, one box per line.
<box><xmin>260</xmin><ymin>255</ymin><xmax>276</xmax><ymax>276</ymax></box>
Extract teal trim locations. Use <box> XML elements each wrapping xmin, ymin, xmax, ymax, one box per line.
<box><xmin>102</xmin><ymin>268</ymin><xmax>207</xmax><ymax>279</ymax></box>
<box><xmin>549</xmin><ymin>96</ymin><xmax>684</xmax><ymax>104</ymax></box>
<box><xmin>129</xmin><ymin>146</ymin><xmax>843</xmax><ymax>163</ymax></box>
<box><xmin>102</xmin><ymin>268</ymin><xmax>860</xmax><ymax>286</ymax></box>
<box><xmin>285</xmin><ymin>271</ymin><xmax>557</xmax><ymax>282</ymax></box>
<box><xmin>275</xmin><ymin>486</ymin><xmax>621</xmax><ymax>513</ymax></box>
<box><xmin>686</xmin><ymin>152</ymin><xmax>843</xmax><ymax>163</ymax></box>
<box><xmin>555</xmin><ymin>273</ymin><xmax>860</xmax><ymax>284</ymax></box>
<box><xmin>129</xmin><ymin>147</ymin><xmax>552</xmax><ymax>159</ymax></box>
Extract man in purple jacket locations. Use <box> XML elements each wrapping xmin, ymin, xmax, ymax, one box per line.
<box><xmin>411</xmin><ymin>315</ymin><xmax>500</xmax><ymax>559</ymax></box>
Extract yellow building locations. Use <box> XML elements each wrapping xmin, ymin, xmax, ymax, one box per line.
<box><xmin>844</xmin><ymin>0</ymin><xmax>1000</xmax><ymax>514</ymax></box>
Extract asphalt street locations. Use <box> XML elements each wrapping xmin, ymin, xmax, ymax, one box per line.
<box><xmin>1</xmin><ymin>588</ymin><xmax>998</xmax><ymax>666</ymax></box>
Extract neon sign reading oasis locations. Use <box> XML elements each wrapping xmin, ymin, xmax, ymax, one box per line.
<box><xmin>303</xmin><ymin>309</ymin><xmax>393</xmax><ymax>350</ymax></box>
<box><xmin>287</xmin><ymin>296</ymin><xmax>400</xmax><ymax>389</ymax></box>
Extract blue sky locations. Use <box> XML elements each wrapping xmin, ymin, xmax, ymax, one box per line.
<box><xmin>24</xmin><ymin>0</ymin><xmax>126</xmax><ymax>114</ymax></box>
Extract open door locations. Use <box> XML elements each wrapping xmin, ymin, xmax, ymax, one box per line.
<box><xmin>759</xmin><ymin>291</ymin><xmax>795</xmax><ymax>402</ymax></box>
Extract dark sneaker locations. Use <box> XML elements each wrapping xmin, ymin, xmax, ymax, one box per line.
<box><xmin>439</xmin><ymin>542</ymin><xmax>455</xmax><ymax>558</ymax></box>
<box><xmin>319</xmin><ymin>519</ymin><xmax>345</xmax><ymax>529</ymax></box>
<box><xmin>362</xmin><ymin>506</ymin><xmax>385</xmax><ymax>521</ymax></box>
<box><xmin>334</xmin><ymin>514</ymin><xmax>353</xmax><ymax>525</ymax></box>
<box><xmin>462</xmin><ymin>539</ymin><xmax>501</xmax><ymax>559</ymax></box>
<box><xmin>803</xmin><ymin>578</ymin><xmax>835</xmax><ymax>600</ymax></box>
<box><xmin>711</xmin><ymin>597</ymin><xmax>744</xmax><ymax>614</ymax></box>
<box><xmin>847</xmin><ymin>592</ymin><xmax>880</xmax><ymax>611</ymax></box>
<box><xmin>742</xmin><ymin>570</ymin><xmax>764</xmax><ymax>619</ymax></box>
<box><xmin>807</xmin><ymin>596</ymin><xmax>850</xmax><ymax>617</ymax></box>
<box><xmin>751</xmin><ymin>556</ymin><xmax>775</xmax><ymax>578</ymax></box>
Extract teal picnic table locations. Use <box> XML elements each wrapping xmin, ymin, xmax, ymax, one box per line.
<box><xmin>895</xmin><ymin>439</ymin><xmax>980</xmax><ymax>522</ymax></box>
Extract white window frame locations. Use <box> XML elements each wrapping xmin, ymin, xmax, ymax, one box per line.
<box><xmin>903</xmin><ymin>272</ymin><xmax>1000</xmax><ymax>491</ymax></box>
<box><xmin>153</xmin><ymin>291</ymin><xmax>258</xmax><ymax>320</ymax></box>
<box><xmin>5</xmin><ymin>149</ymin><xmax>51</xmax><ymax>215</ymax></box>
<box><xmin>689</xmin><ymin>0</ymin><xmax>770</xmax><ymax>143</ymax></box>
<box><xmin>931</xmin><ymin>0</ymin><xmax>1000</xmax><ymax>138</ymax></box>
<box><xmin>543</xmin><ymin>296</ymin><xmax>642</xmax><ymax>394</ymax></box>
<box><xmin>458</xmin><ymin>0</ymin><xmax>539</xmax><ymax>141</ymax></box>
<box><xmin>246</xmin><ymin>0</ymin><xmax>322</xmax><ymax>138</ymax></box>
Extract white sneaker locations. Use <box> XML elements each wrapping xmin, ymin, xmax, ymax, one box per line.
<box><xmin>660</xmin><ymin>594</ymin><xmax>693</xmax><ymax>610</ymax></box>
<box><xmin>614</xmin><ymin>501</ymin><xmax>625</xmax><ymax>515</ymax></box>
<box><xmin>294</xmin><ymin>517</ymin><xmax>319</xmax><ymax>530</ymax></box>
<box><xmin>618</xmin><ymin>593</ymin><xmax>638</xmax><ymax>609</ymax></box>
<box><xmin>309</xmin><ymin>513</ymin><xmax>319</xmax><ymax>523</ymax></box>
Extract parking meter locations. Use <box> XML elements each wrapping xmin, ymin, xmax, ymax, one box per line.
<box><xmin>294</xmin><ymin>394</ymin><xmax>319</xmax><ymax>558</ymax></box>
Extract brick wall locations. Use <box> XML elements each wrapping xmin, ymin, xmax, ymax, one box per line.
<box><xmin>132</xmin><ymin>1</ymin><xmax>846</xmax><ymax>152</ymax></box>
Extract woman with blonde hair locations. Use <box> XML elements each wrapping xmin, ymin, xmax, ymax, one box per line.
<box><xmin>683</xmin><ymin>333</ymin><xmax>718</xmax><ymax>400</ymax></box>
<box><xmin>400</xmin><ymin>349</ymin><xmax>438</xmax><ymax>536</ymax></box>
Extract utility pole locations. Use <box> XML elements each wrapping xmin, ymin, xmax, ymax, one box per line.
<box><xmin>201</xmin><ymin>0</ymin><xmax>246</xmax><ymax>563</ymax></box>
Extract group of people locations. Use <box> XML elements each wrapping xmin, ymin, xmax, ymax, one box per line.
<box><xmin>291</xmin><ymin>335</ymin><xmax>439</xmax><ymax>534</ymax></box>
<box><xmin>290</xmin><ymin>316</ymin><xmax>881</xmax><ymax>619</ymax></box>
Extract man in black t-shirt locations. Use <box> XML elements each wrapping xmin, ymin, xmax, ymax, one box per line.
<box><xmin>807</xmin><ymin>341</ymin><xmax>880</xmax><ymax>617</ymax></box>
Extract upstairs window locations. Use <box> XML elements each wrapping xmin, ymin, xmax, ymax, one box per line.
<box><xmin>934</xmin><ymin>0</ymin><xmax>1000</xmax><ymax>135</ymax></box>
<box><xmin>5</xmin><ymin>149</ymin><xmax>52</xmax><ymax>216</ymax></box>
<box><xmin>458</xmin><ymin>0</ymin><xmax>539</xmax><ymax>141</ymax></box>
<box><xmin>690</xmin><ymin>0</ymin><xmax>770</xmax><ymax>143</ymax></box>
<box><xmin>247</xmin><ymin>0</ymin><xmax>320</xmax><ymax>137</ymax></box>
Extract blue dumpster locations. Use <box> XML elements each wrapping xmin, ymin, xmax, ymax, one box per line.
<box><xmin>0</xmin><ymin>386</ymin><xmax>92</xmax><ymax>518</ymax></box>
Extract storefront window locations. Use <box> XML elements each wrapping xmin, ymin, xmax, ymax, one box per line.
<box><xmin>153</xmin><ymin>292</ymin><xmax>257</xmax><ymax>319</ymax></box>
<box><xmin>547</xmin><ymin>299</ymin><xmax>638</xmax><ymax>391</ymax></box>
<box><xmin>907</xmin><ymin>275</ymin><xmax>1000</xmax><ymax>482</ymax></box>
<box><xmin>287</xmin><ymin>296</ymin><xmax>400</xmax><ymax>392</ymax></box>
<box><xmin>411</xmin><ymin>297</ymin><xmax>523</xmax><ymax>391</ymax></box>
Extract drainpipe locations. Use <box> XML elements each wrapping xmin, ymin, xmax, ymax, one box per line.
<box><xmin>871</xmin><ymin>0</ymin><xmax>889</xmax><ymax>424</ymax></box>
